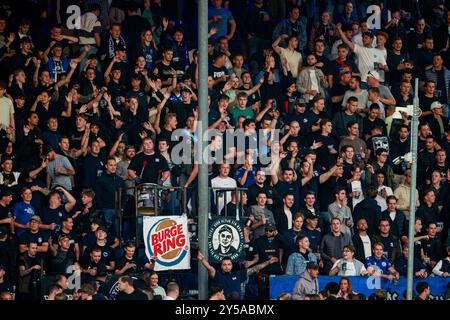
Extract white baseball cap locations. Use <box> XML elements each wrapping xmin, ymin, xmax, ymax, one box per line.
<box><xmin>430</xmin><ymin>101</ymin><xmax>443</xmax><ymax>110</ymax></box>
<box><xmin>367</xmin><ymin>70</ymin><xmax>380</xmax><ymax>81</ymax></box>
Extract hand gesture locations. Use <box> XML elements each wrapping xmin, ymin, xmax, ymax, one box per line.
<box><xmin>311</xmin><ymin>140</ymin><xmax>323</xmax><ymax>149</ymax></box>
<box><xmin>163</xmin><ymin>90</ymin><xmax>171</xmax><ymax>100</ymax></box>
<box><xmin>269</xmin><ymin>256</ymin><xmax>279</xmax><ymax>264</ymax></box>
<box><xmin>147</xmin><ymin>78</ymin><xmax>156</xmax><ymax>90</ymax></box>
<box><xmin>41</xmin><ymin>158</ymin><xmax>49</xmax><ymax>169</ymax></box>
<box><xmin>259</xmin><ymin>76</ymin><xmax>265</xmax><ymax>85</ymax></box>
<box><xmin>113</xmin><ymin>55</ymin><xmax>121</xmax><ymax>63</ymax></box>
<box><xmin>103</xmin><ymin>92</ymin><xmax>111</xmax><ymax>103</ymax></box>
<box><xmin>223</xmin><ymin>81</ymin><xmax>232</xmax><ymax>91</ymax></box>
<box><xmin>162</xmin><ymin>17</ymin><xmax>169</xmax><ymax>30</ymax></box>
<box><xmin>139</xmin><ymin>131</ymin><xmax>148</xmax><ymax>140</ymax></box>
<box><xmin>197</xmin><ymin>251</ymin><xmax>205</xmax><ymax>261</ymax></box>
<box><xmin>33</xmin><ymin>265</ymin><xmax>41</xmax><ymax>271</ymax></box>
<box><xmin>79</xmin><ymin>104</ymin><xmax>88</xmax><ymax>114</ymax></box>
<box><xmin>280</xmin><ymin>34</ymin><xmax>289</xmax><ymax>40</ymax></box>
<box><xmin>23</xmin><ymin>125</ymin><xmax>30</xmax><ymax>135</ymax></box>
<box><xmin>53</xmin><ymin>34</ymin><xmax>64</xmax><ymax>42</ymax></box>
<box><xmin>84</xmin><ymin>44</ymin><xmax>91</xmax><ymax>52</ymax></box>
<box><xmin>261</xmin><ymin>215</ymin><xmax>267</xmax><ymax>225</ymax></box>
<box><xmin>336</xmin><ymin>23</ymin><xmax>342</xmax><ymax>30</ymax></box>
<box><xmin>143</xmin><ymin>121</ymin><xmax>153</xmax><ymax>131</ymax></box>
<box><xmin>209</xmin><ymin>27</ymin><xmax>218</xmax><ymax>37</ymax></box>
<box><xmin>70</xmin><ymin>60</ymin><xmax>78</xmax><ymax>69</ymax></box>
<box><xmin>7</xmin><ymin>32</ymin><xmax>15</xmax><ymax>44</ymax></box>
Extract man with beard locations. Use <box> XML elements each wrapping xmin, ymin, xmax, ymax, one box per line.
<box><xmin>247</xmin><ymin>170</ymin><xmax>279</xmax><ymax>208</ymax></box>
<box><xmin>197</xmin><ymin>250</ymin><xmax>278</xmax><ymax>300</ymax></box>
<box><xmin>273</xmin><ymin>193</ymin><xmax>295</xmax><ymax>233</ymax></box>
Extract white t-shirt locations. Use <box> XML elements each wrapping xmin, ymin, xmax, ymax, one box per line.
<box><xmin>360</xmin><ymin>234</ymin><xmax>372</xmax><ymax>259</ymax></box>
<box><xmin>0</xmin><ymin>96</ymin><xmax>14</xmax><ymax>127</ymax></box>
<box><xmin>331</xmin><ymin>259</ymin><xmax>367</xmax><ymax>276</ymax></box>
<box><xmin>309</xmin><ymin>69</ymin><xmax>319</xmax><ymax>99</ymax></box>
<box><xmin>353</xmin><ymin>44</ymin><xmax>387</xmax><ymax>82</ymax></box>
<box><xmin>375</xmin><ymin>47</ymin><xmax>387</xmax><ymax>82</ymax></box>
<box><xmin>280</xmin><ymin>47</ymin><xmax>302</xmax><ymax>78</ymax></box>
<box><xmin>79</xmin><ymin>12</ymin><xmax>102</xmax><ymax>45</ymax></box>
<box><xmin>389</xmin><ymin>211</ymin><xmax>397</xmax><ymax>222</ymax></box>
<box><xmin>211</xmin><ymin>176</ymin><xmax>237</xmax><ymax>214</ymax></box>
<box><xmin>285</xmin><ymin>208</ymin><xmax>292</xmax><ymax>229</ymax></box>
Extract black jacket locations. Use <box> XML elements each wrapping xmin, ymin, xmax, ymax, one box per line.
<box><xmin>352</xmin><ymin>198</ymin><xmax>382</xmax><ymax>237</ymax></box>
<box><xmin>351</xmin><ymin>234</ymin><xmax>372</xmax><ymax>263</ymax></box>
<box><xmin>423</xmin><ymin>115</ymin><xmax>449</xmax><ymax>144</ymax></box>
<box><xmin>273</xmin><ymin>206</ymin><xmax>291</xmax><ymax>233</ymax></box>
<box><xmin>94</xmin><ymin>172</ymin><xmax>126</xmax><ymax>209</ymax></box>
<box><xmin>380</xmin><ymin>209</ymin><xmax>409</xmax><ymax>238</ymax></box>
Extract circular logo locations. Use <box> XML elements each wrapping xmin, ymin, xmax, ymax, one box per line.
<box><xmin>146</xmin><ymin>218</ymin><xmax>188</xmax><ymax>267</ymax></box>
<box><xmin>208</xmin><ymin>218</ymin><xmax>244</xmax><ymax>263</ymax></box>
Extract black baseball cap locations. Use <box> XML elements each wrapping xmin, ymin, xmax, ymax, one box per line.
<box><xmin>0</xmin><ymin>188</ymin><xmax>13</xmax><ymax>198</ymax></box>
<box><xmin>42</xmin><ymin>145</ymin><xmax>54</xmax><ymax>155</ymax></box>
<box><xmin>306</xmin><ymin>262</ymin><xmax>319</xmax><ymax>270</ymax></box>
<box><xmin>96</xmin><ymin>226</ymin><xmax>108</xmax><ymax>233</ymax></box>
<box><xmin>305</xmin><ymin>212</ymin><xmax>319</xmax><ymax>220</ymax></box>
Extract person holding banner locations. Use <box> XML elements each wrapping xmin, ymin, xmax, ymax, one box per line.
<box><xmin>197</xmin><ymin>250</ymin><xmax>278</xmax><ymax>300</ymax></box>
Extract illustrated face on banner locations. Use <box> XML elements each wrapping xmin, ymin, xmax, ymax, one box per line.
<box><xmin>208</xmin><ymin>218</ymin><xmax>245</xmax><ymax>263</ymax></box>
<box><xmin>214</xmin><ymin>225</ymin><xmax>239</xmax><ymax>254</ymax></box>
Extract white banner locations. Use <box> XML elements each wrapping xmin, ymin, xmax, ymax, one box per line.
<box><xmin>143</xmin><ymin>216</ymin><xmax>190</xmax><ymax>271</ymax></box>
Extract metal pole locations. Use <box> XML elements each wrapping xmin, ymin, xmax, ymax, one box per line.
<box><xmin>406</xmin><ymin>78</ymin><xmax>420</xmax><ymax>300</ymax></box>
<box><xmin>197</xmin><ymin>0</ymin><xmax>209</xmax><ymax>300</ymax></box>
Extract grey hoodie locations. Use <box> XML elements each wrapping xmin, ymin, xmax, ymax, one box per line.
<box><xmin>292</xmin><ymin>270</ymin><xmax>319</xmax><ymax>300</ymax></box>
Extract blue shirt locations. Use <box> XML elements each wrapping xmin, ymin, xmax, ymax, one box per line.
<box><xmin>365</xmin><ymin>256</ymin><xmax>392</xmax><ymax>274</ymax></box>
<box><xmin>235</xmin><ymin>166</ymin><xmax>256</xmax><ymax>188</ymax></box>
<box><xmin>12</xmin><ymin>202</ymin><xmax>36</xmax><ymax>236</ymax></box>
<box><xmin>213</xmin><ymin>269</ymin><xmax>247</xmax><ymax>299</ymax></box>
<box><xmin>208</xmin><ymin>7</ymin><xmax>234</xmax><ymax>40</ymax></box>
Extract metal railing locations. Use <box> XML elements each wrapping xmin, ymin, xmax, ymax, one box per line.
<box><xmin>114</xmin><ymin>184</ymin><xmax>249</xmax><ymax>248</ymax></box>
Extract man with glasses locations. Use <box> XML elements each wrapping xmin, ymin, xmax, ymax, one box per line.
<box><xmin>366</xmin><ymin>148</ymin><xmax>396</xmax><ymax>190</ymax></box>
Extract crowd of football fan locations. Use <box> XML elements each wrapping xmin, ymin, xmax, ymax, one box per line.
<box><xmin>0</xmin><ymin>0</ymin><xmax>450</xmax><ymax>301</ymax></box>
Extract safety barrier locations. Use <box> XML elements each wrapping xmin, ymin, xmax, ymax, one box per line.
<box><xmin>269</xmin><ymin>275</ymin><xmax>450</xmax><ymax>300</ymax></box>
<box><xmin>114</xmin><ymin>184</ymin><xmax>249</xmax><ymax>247</ymax></box>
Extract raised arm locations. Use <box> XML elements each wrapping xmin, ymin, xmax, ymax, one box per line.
<box><xmin>246</xmin><ymin>257</ymin><xmax>279</xmax><ymax>276</ymax></box>
<box><xmin>335</xmin><ymin>23</ymin><xmax>355</xmax><ymax>51</ymax></box>
<box><xmin>272</xmin><ymin>34</ymin><xmax>288</xmax><ymax>55</ymax></box>
<box><xmin>197</xmin><ymin>251</ymin><xmax>216</xmax><ymax>278</ymax></box>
